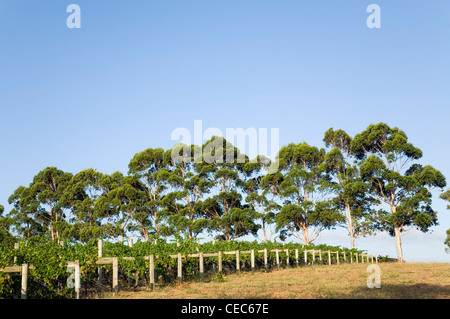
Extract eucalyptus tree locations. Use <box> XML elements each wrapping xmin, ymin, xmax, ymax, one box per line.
<box><xmin>161</xmin><ymin>143</ymin><xmax>212</xmax><ymax>240</ymax></box>
<box><xmin>440</xmin><ymin>189</ymin><xmax>450</xmax><ymax>253</ymax></box>
<box><xmin>8</xmin><ymin>186</ymin><xmax>44</xmax><ymax>239</ymax></box>
<box><xmin>242</xmin><ymin>155</ymin><xmax>280</xmax><ymax>242</ymax></box>
<box><xmin>274</xmin><ymin>142</ymin><xmax>345</xmax><ymax>244</ymax></box>
<box><xmin>323</xmin><ymin>128</ymin><xmax>375</xmax><ymax>248</ymax></box>
<box><xmin>197</xmin><ymin>136</ymin><xmax>260</xmax><ymax>241</ymax></box>
<box><xmin>8</xmin><ymin>167</ymin><xmax>72</xmax><ymax>241</ymax></box>
<box><xmin>107</xmin><ymin>174</ymin><xmax>149</xmax><ymax>242</ymax></box>
<box><xmin>0</xmin><ymin>204</ymin><xmax>15</xmax><ymax>246</ymax></box>
<box><xmin>62</xmin><ymin>169</ymin><xmax>119</xmax><ymax>242</ymax></box>
<box><xmin>351</xmin><ymin>123</ymin><xmax>446</xmax><ymax>262</ymax></box>
<box><xmin>128</xmin><ymin>147</ymin><xmax>170</xmax><ymax>239</ymax></box>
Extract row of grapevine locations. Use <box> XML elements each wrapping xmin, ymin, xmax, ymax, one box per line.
<box><xmin>0</xmin><ymin>236</ymin><xmax>377</xmax><ymax>299</ymax></box>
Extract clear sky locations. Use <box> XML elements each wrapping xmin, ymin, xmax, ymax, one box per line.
<box><xmin>0</xmin><ymin>0</ymin><xmax>449</xmax><ymax>262</ymax></box>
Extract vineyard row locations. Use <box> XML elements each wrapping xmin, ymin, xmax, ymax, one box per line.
<box><xmin>0</xmin><ymin>239</ymin><xmax>377</xmax><ymax>299</ymax></box>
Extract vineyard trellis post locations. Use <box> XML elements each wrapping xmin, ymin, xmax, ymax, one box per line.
<box><xmin>199</xmin><ymin>252</ymin><xmax>204</xmax><ymax>281</ymax></box>
<box><xmin>149</xmin><ymin>254</ymin><xmax>155</xmax><ymax>291</ymax></box>
<box><xmin>264</xmin><ymin>248</ymin><xmax>268</xmax><ymax>272</ymax></box>
<box><xmin>74</xmin><ymin>260</ymin><xmax>81</xmax><ymax>299</ymax></box>
<box><xmin>98</xmin><ymin>239</ymin><xmax>103</xmax><ymax>292</ymax></box>
<box><xmin>275</xmin><ymin>249</ymin><xmax>280</xmax><ymax>269</ymax></box>
<box><xmin>235</xmin><ymin>250</ymin><xmax>240</xmax><ymax>275</ymax></box>
<box><xmin>251</xmin><ymin>250</ymin><xmax>255</xmax><ymax>272</ymax></box>
<box><xmin>177</xmin><ymin>253</ymin><xmax>182</xmax><ymax>283</ymax></box>
<box><xmin>113</xmin><ymin>257</ymin><xmax>118</xmax><ymax>295</ymax></box>
<box><xmin>285</xmin><ymin>249</ymin><xmax>289</xmax><ymax>267</ymax></box>
<box><xmin>328</xmin><ymin>250</ymin><xmax>331</xmax><ymax>265</ymax></box>
<box><xmin>21</xmin><ymin>263</ymin><xmax>28</xmax><ymax>299</ymax></box>
<box><xmin>218</xmin><ymin>251</ymin><xmax>223</xmax><ymax>273</ymax></box>
<box><xmin>14</xmin><ymin>243</ymin><xmax>19</xmax><ymax>266</ymax></box>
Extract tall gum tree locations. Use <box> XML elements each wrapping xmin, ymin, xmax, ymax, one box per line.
<box><xmin>323</xmin><ymin>128</ymin><xmax>375</xmax><ymax>249</ymax></box>
<box><xmin>107</xmin><ymin>174</ymin><xmax>149</xmax><ymax>242</ymax></box>
<box><xmin>161</xmin><ymin>143</ymin><xmax>212</xmax><ymax>240</ymax></box>
<box><xmin>243</xmin><ymin>155</ymin><xmax>280</xmax><ymax>243</ymax></box>
<box><xmin>274</xmin><ymin>142</ymin><xmax>345</xmax><ymax>244</ymax></box>
<box><xmin>351</xmin><ymin>123</ymin><xmax>446</xmax><ymax>262</ymax></box>
<box><xmin>197</xmin><ymin>136</ymin><xmax>259</xmax><ymax>241</ymax></box>
<box><xmin>440</xmin><ymin>189</ymin><xmax>450</xmax><ymax>253</ymax></box>
<box><xmin>8</xmin><ymin>167</ymin><xmax>72</xmax><ymax>241</ymax></box>
<box><xmin>0</xmin><ymin>204</ymin><xmax>15</xmax><ymax>246</ymax></box>
<box><xmin>62</xmin><ymin>168</ymin><xmax>114</xmax><ymax>242</ymax></box>
<box><xmin>128</xmin><ymin>147</ymin><xmax>169</xmax><ymax>239</ymax></box>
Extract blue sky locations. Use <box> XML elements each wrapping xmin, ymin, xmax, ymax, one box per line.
<box><xmin>0</xmin><ymin>0</ymin><xmax>449</xmax><ymax>262</ymax></box>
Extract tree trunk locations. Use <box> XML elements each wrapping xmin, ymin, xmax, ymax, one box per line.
<box><xmin>50</xmin><ymin>222</ymin><xmax>55</xmax><ymax>241</ymax></box>
<box><xmin>346</xmin><ymin>204</ymin><xmax>355</xmax><ymax>249</ymax></box>
<box><xmin>303</xmin><ymin>226</ymin><xmax>310</xmax><ymax>245</ymax></box>
<box><xmin>262</xmin><ymin>225</ymin><xmax>267</xmax><ymax>243</ymax></box>
<box><xmin>394</xmin><ymin>226</ymin><xmax>404</xmax><ymax>262</ymax></box>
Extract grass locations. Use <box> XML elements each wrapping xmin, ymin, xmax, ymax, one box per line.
<box><xmin>105</xmin><ymin>262</ymin><xmax>450</xmax><ymax>299</ymax></box>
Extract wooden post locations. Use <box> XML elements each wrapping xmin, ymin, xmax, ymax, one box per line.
<box><xmin>21</xmin><ymin>263</ymin><xmax>28</xmax><ymax>299</ymax></box>
<box><xmin>350</xmin><ymin>252</ymin><xmax>353</xmax><ymax>264</ymax></box>
<box><xmin>336</xmin><ymin>252</ymin><xmax>339</xmax><ymax>265</ymax></box>
<box><xmin>343</xmin><ymin>251</ymin><xmax>346</xmax><ymax>262</ymax></box>
<box><xmin>285</xmin><ymin>249</ymin><xmax>289</xmax><ymax>267</ymax></box>
<box><xmin>149</xmin><ymin>255</ymin><xmax>155</xmax><ymax>291</ymax></box>
<box><xmin>98</xmin><ymin>239</ymin><xmax>103</xmax><ymax>257</ymax></box>
<box><xmin>235</xmin><ymin>250</ymin><xmax>240</xmax><ymax>274</ymax></box>
<box><xmin>312</xmin><ymin>250</ymin><xmax>315</xmax><ymax>265</ymax></box>
<box><xmin>319</xmin><ymin>250</ymin><xmax>322</xmax><ymax>263</ymax></box>
<box><xmin>375</xmin><ymin>255</ymin><xmax>378</xmax><ymax>264</ymax></box>
<box><xmin>328</xmin><ymin>250</ymin><xmax>331</xmax><ymax>265</ymax></box>
<box><xmin>14</xmin><ymin>243</ymin><xmax>19</xmax><ymax>266</ymax></box>
<box><xmin>355</xmin><ymin>253</ymin><xmax>358</xmax><ymax>264</ymax></box>
<box><xmin>304</xmin><ymin>250</ymin><xmax>307</xmax><ymax>265</ymax></box>
<box><xmin>98</xmin><ymin>239</ymin><xmax>103</xmax><ymax>292</ymax></box>
<box><xmin>127</xmin><ymin>238</ymin><xmax>133</xmax><ymax>286</ymax></box>
<box><xmin>295</xmin><ymin>249</ymin><xmax>299</xmax><ymax>266</ymax></box>
<box><xmin>74</xmin><ymin>260</ymin><xmax>81</xmax><ymax>299</ymax></box>
<box><xmin>264</xmin><ymin>248</ymin><xmax>268</xmax><ymax>272</ymax></box>
<box><xmin>251</xmin><ymin>249</ymin><xmax>255</xmax><ymax>272</ymax></box>
<box><xmin>275</xmin><ymin>249</ymin><xmax>279</xmax><ymax>269</ymax></box>
<box><xmin>177</xmin><ymin>253</ymin><xmax>182</xmax><ymax>283</ymax></box>
<box><xmin>112</xmin><ymin>257</ymin><xmax>119</xmax><ymax>295</ymax></box>
<box><xmin>218</xmin><ymin>251</ymin><xmax>223</xmax><ymax>273</ymax></box>
<box><xmin>199</xmin><ymin>252</ymin><xmax>204</xmax><ymax>281</ymax></box>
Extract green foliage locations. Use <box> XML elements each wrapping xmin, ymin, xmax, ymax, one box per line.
<box><xmin>2</xmin><ymin>123</ymin><xmax>446</xmax><ymax>270</ymax></box>
<box><xmin>274</xmin><ymin>142</ymin><xmax>345</xmax><ymax>243</ymax></box>
<box><xmin>0</xmin><ymin>236</ymin><xmax>367</xmax><ymax>299</ymax></box>
<box><xmin>323</xmin><ymin>128</ymin><xmax>378</xmax><ymax>248</ymax></box>
<box><xmin>440</xmin><ymin>190</ymin><xmax>450</xmax><ymax>253</ymax></box>
<box><xmin>0</xmin><ymin>236</ymin><xmax>98</xmax><ymax>299</ymax></box>
<box><xmin>351</xmin><ymin>123</ymin><xmax>446</xmax><ymax>261</ymax></box>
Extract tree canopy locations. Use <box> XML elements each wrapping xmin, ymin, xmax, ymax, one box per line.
<box><xmin>2</xmin><ymin>123</ymin><xmax>447</xmax><ymax>262</ymax></box>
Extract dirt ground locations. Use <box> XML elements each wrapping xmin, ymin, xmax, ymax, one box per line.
<box><xmin>104</xmin><ymin>262</ymin><xmax>450</xmax><ymax>299</ymax></box>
